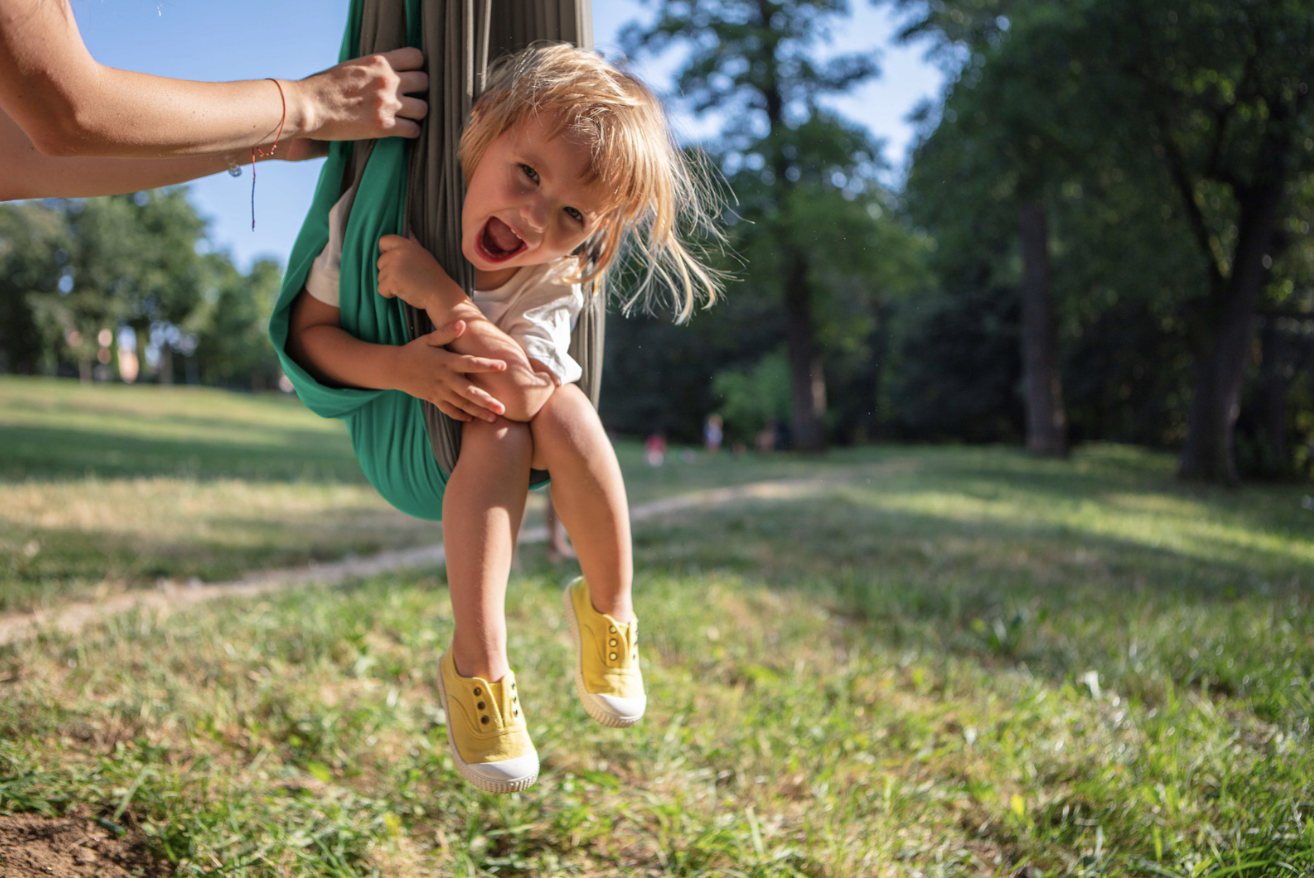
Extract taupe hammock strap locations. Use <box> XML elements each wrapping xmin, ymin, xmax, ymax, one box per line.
<box><xmin>341</xmin><ymin>0</ymin><xmax>602</xmax><ymax>480</ymax></box>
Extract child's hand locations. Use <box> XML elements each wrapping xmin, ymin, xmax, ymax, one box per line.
<box><xmin>396</xmin><ymin>320</ymin><xmax>508</xmax><ymax>422</ymax></box>
<box><xmin>378</xmin><ymin>233</ymin><xmax>451</xmax><ymax>311</ymax></box>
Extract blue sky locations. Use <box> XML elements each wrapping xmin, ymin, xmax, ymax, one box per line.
<box><xmin>73</xmin><ymin>0</ymin><xmax>943</xmax><ymax>271</ymax></box>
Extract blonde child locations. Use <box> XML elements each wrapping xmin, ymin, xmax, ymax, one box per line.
<box><xmin>285</xmin><ymin>45</ymin><xmax>721</xmax><ymax>793</ymax></box>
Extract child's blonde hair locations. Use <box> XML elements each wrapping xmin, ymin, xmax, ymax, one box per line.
<box><xmin>459</xmin><ymin>44</ymin><xmax>724</xmax><ymax>322</ymax></box>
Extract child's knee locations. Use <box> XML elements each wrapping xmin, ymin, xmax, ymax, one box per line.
<box><xmin>532</xmin><ymin>383</ymin><xmax>590</xmax><ymax>428</ymax></box>
<box><xmin>463</xmin><ymin>416</ymin><xmax>534</xmax><ymax>459</ymax></box>
<box><xmin>529</xmin><ymin>385</ymin><xmax>607</xmax><ymax>463</ymax></box>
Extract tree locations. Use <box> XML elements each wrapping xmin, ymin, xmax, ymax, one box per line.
<box><xmin>0</xmin><ymin>202</ymin><xmax>68</xmax><ymax>374</ymax></box>
<box><xmin>189</xmin><ymin>256</ymin><xmax>287</xmax><ymax>390</ymax></box>
<box><xmin>624</xmin><ymin>0</ymin><xmax>881</xmax><ymax>451</ymax></box>
<box><xmin>894</xmin><ymin>0</ymin><xmax>1314</xmax><ymax>481</ymax></box>
<box><xmin>1</xmin><ymin>189</ymin><xmax>291</xmax><ymax>390</ymax></box>
<box><xmin>1237</xmin><ymin>176</ymin><xmax>1314</xmax><ymax>477</ymax></box>
<box><xmin>15</xmin><ymin>190</ymin><xmax>208</xmax><ymax>383</ymax></box>
<box><xmin>1092</xmin><ymin>0</ymin><xmax>1314</xmax><ymax>483</ymax></box>
<box><xmin>895</xmin><ymin>1</ymin><xmax>1125</xmax><ymax>456</ymax></box>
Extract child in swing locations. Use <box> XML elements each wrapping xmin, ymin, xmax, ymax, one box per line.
<box><xmin>286</xmin><ymin>45</ymin><xmax>721</xmax><ymax>793</ymax></box>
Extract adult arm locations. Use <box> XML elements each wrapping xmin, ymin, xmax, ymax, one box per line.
<box><xmin>0</xmin><ymin>106</ymin><xmax>326</xmax><ymax>201</ymax></box>
<box><xmin>0</xmin><ymin>0</ymin><xmax>428</xmax><ymax>159</ymax></box>
<box><xmin>286</xmin><ymin>291</ymin><xmax>508</xmax><ymax>423</ymax></box>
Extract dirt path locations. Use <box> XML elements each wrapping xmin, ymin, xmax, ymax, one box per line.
<box><xmin>0</xmin><ymin>477</ymin><xmax>838</xmax><ymax>647</ymax></box>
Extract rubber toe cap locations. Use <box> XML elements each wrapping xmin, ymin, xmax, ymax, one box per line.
<box><xmin>594</xmin><ymin>693</ymin><xmax>646</xmax><ymax>720</ymax></box>
<box><xmin>466</xmin><ymin>752</ymin><xmax>539</xmax><ymax>785</ymax></box>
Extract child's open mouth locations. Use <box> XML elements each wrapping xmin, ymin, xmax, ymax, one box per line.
<box><xmin>478</xmin><ymin>216</ymin><xmax>526</xmax><ymax>262</ymax></box>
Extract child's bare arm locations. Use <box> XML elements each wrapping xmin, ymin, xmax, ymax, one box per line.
<box><xmin>377</xmin><ymin>234</ymin><xmax>557</xmax><ymax>421</ymax></box>
<box><xmin>286</xmin><ymin>290</ymin><xmax>508</xmax><ymax>423</ymax></box>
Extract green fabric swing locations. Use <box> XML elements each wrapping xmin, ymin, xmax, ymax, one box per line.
<box><xmin>268</xmin><ymin>0</ymin><xmax>599</xmax><ymax>521</ymax></box>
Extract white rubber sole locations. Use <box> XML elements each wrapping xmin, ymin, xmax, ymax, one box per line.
<box><xmin>435</xmin><ymin>664</ymin><xmax>538</xmax><ymax>794</ymax></box>
<box><xmin>562</xmin><ymin>584</ymin><xmax>643</xmax><ymax>729</ymax></box>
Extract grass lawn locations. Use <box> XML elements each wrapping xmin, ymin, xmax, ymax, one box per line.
<box><xmin>1</xmin><ymin>377</ymin><xmax>1312</xmax><ymax>876</ymax></box>
<box><xmin>0</xmin><ymin>377</ymin><xmax>439</xmax><ymax>612</ymax></box>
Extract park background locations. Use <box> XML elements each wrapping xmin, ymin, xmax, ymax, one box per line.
<box><xmin>0</xmin><ymin>0</ymin><xmax>1312</xmax><ymax>876</ymax></box>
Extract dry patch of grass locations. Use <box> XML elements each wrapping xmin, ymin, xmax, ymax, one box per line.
<box><xmin>0</xmin><ymin>477</ymin><xmax>438</xmax><ymax>612</ymax></box>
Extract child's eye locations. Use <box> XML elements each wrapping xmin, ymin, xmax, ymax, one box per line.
<box><xmin>564</xmin><ymin>206</ymin><xmax>584</xmax><ymax>224</ymax></box>
<box><xmin>520</xmin><ymin>164</ymin><xmax>539</xmax><ymax>183</ymax></box>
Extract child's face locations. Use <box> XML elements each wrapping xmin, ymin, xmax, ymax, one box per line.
<box><xmin>462</xmin><ymin>112</ymin><xmax>610</xmax><ymax>288</ymax></box>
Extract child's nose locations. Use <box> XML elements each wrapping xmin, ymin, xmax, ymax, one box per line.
<box><xmin>521</xmin><ymin>197</ymin><xmax>548</xmax><ymax>233</ymax></box>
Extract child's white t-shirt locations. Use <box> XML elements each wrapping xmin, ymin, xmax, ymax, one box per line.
<box><xmin>304</xmin><ymin>193</ymin><xmax>585</xmax><ymax>386</ymax></box>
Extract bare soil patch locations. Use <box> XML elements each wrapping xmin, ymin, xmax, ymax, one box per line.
<box><xmin>0</xmin><ymin>811</ymin><xmax>171</xmax><ymax>877</ymax></box>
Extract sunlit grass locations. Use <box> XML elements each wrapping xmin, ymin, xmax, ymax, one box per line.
<box><xmin>0</xmin><ymin>376</ymin><xmax>366</xmax><ymax>483</ymax></box>
<box><xmin>0</xmin><ymin>378</ymin><xmax>439</xmax><ymax>611</ymax></box>
<box><xmin>2</xmin><ymin>560</ymin><xmax>1309</xmax><ymax>876</ymax></box>
<box><xmin>0</xmin><ymin>376</ymin><xmax>1311</xmax><ymax>875</ymax></box>
<box><xmin>854</xmin><ymin>485</ymin><xmax>1311</xmax><ymax>570</ymax></box>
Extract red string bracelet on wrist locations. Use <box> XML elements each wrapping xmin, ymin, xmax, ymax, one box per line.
<box><xmin>250</xmin><ymin>78</ymin><xmax>288</xmax><ymax>230</ymax></box>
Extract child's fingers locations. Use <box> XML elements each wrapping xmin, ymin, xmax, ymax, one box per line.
<box><xmin>434</xmin><ymin>400</ymin><xmax>473</xmax><ymax>423</ymax></box>
<box><xmin>431</xmin><ymin>384</ymin><xmax>498</xmax><ymax>422</ymax></box>
<box><xmin>375</xmin><ymin>264</ymin><xmax>396</xmax><ymax>296</ymax></box>
<box><xmin>450</xmin><ymin>353</ymin><xmax>508</xmax><ymax>374</ymax></box>
<box><xmin>454</xmin><ymin>382</ymin><xmax>505</xmax><ymax>418</ymax></box>
<box><xmin>422</xmin><ymin>321</ymin><xmax>466</xmax><ymax>347</ymax></box>
<box><xmin>379</xmin><ymin>234</ymin><xmax>407</xmax><ymax>252</ymax></box>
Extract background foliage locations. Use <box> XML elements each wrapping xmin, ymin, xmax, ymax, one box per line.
<box><xmin>0</xmin><ymin>194</ymin><xmax>282</xmax><ymax>389</ymax></box>
<box><xmin>1</xmin><ymin>0</ymin><xmax>1312</xmax><ymax>481</ymax></box>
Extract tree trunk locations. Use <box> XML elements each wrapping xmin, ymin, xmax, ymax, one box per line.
<box><xmin>1019</xmin><ymin>199</ymin><xmax>1067</xmax><ymax>456</ymax></box>
<box><xmin>158</xmin><ymin>345</ymin><xmax>174</xmax><ymax>386</ymax></box>
<box><xmin>1249</xmin><ymin>316</ymin><xmax>1293</xmax><ymax>474</ymax></box>
<box><xmin>783</xmin><ymin>254</ymin><xmax>826</xmax><ymax>452</ymax></box>
<box><xmin>1178</xmin><ymin>182</ymin><xmax>1284</xmax><ymax>483</ymax></box>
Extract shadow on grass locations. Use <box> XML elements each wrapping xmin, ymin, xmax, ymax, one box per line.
<box><xmin>634</xmin><ymin>489</ymin><xmax>1313</xmax><ymax>724</ymax></box>
<box><xmin>0</xmin><ymin>423</ymin><xmax>367</xmax><ymax>485</ymax></box>
<box><xmin>0</xmin><ymin>505</ymin><xmax>435</xmax><ymax>613</ymax></box>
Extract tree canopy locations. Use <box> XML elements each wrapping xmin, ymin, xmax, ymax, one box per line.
<box><xmin>894</xmin><ymin>0</ymin><xmax>1314</xmax><ymax>480</ymax></box>
<box><xmin>0</xmin><ymin>192</ymin><xmax>281</xmax><ymax>388</ymax></box>
<box><xmin>0</xmin><ymin>0</ymin><xmax>1310</xmax><ymax>482</ymax></box>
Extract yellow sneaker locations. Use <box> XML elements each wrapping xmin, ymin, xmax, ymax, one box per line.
<box><xmin>562</xmin><ymin>577</ymin><xmax>645</xmax><ymax>727</ymax></box>
<box><xmin>436</xmin><ymin>649</ymin><xmax>538</xmax><ymax>793</ymax></box>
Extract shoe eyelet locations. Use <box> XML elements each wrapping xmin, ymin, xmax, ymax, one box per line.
<box><xmin>609</xmin><ymin>638</ymin><xmax>617</xmax><ymax>647</ymax></box>
<box><xmin>481</xmin><ymin>715</ymin><xmax>489</xmax><ymax>724</ymax></box>
<box><xmin>609</xmin><ymin>626</ymin><xmax>617</xmax><ymax>633</ymax></box>
<box><xmin>477</xmin><ymin>701</ymin><xmax>485</xmax><ymax>710</ymax></box>
<box><xmin>513</xmin><ymin>709</ymin><xmax>519</xmax><ymax>716</ymax></box>
<box><xmin>609</xmin><ymin>652</ymin><xmax>617</xmax><ymax>661</ymax></box>
<box><xmin>473</xmin><ymin>687</ymin><xmax>482</xmax><ymax>696</ymax></box>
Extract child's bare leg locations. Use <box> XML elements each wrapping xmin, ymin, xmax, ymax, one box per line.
<box><xmin>443</xmin><ymin>416</ymin><xmax>532</xmax><ymax>681</ymax></box>
<box><xmin>544</xmin><ymin>488</ymin><xmax>576</xmax><ymax>563</ymax></box>
<box><xmin>529</xmin><ymin>384</ymin><xmax>633</xmax><ymax>623</ymax></box>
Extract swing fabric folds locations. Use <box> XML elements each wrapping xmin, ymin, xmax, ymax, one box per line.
<box><xmin>268</xmin><ymin>0</ymin><xmax>601</xmax><ymax>521</ymax></box>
